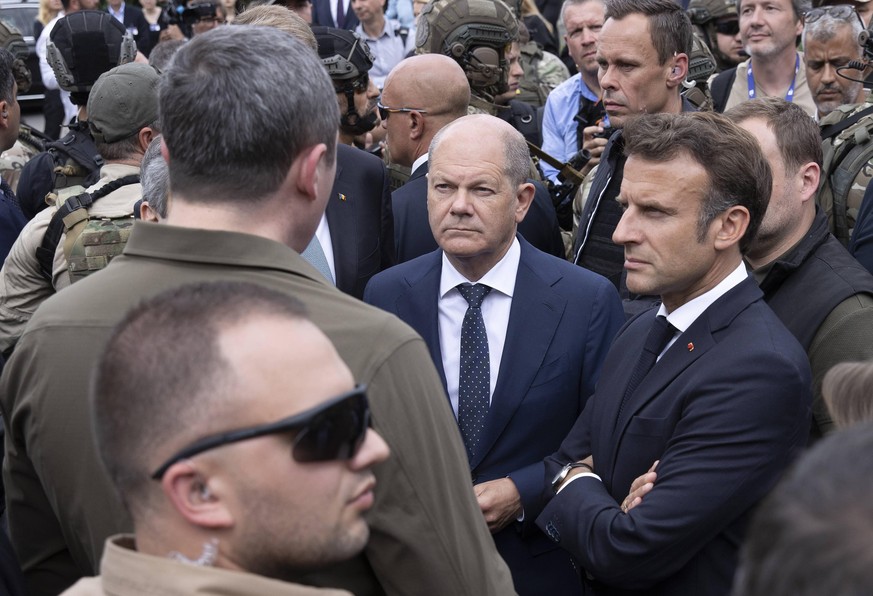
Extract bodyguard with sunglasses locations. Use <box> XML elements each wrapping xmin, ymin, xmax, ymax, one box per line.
<box><xmin>0</xmin><ymin>26</ymin><xmax>515</xmax><ymax>596</ymax></box>
<box><xmin>688</xmin><ymin>0</ymin><xmax>745</xmax><ymax>72</ymax></box>
<box><xmin>63</xmin><ymin>281</ymin><xmax>389</xmax><ymax>595</ymax></box>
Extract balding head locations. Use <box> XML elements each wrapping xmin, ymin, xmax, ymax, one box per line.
<box><xmin>380</xmin><ymin>54</ymin><xmax>470</xmax><ymax>167</ymax></box>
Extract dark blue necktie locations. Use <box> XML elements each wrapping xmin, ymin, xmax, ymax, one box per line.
<box><xmin>456</xmin><ymin>283</ymin><xmax>492</xmax><ymax>461</ymax></box>
<box><xmin>335</xmin><ymin>0</ymin><xmax>345</xmax><ymax>28</ymax></box>
<box><xmin>617</xmin><ymin>315</ymin><xmax>675</xmax><ymax>423</ymax></box>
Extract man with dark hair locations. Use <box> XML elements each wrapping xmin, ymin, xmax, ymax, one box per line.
<box><xmin>366</xmin><ymin>114</ymin><xmax>623</xmax><ymax>595</ymax></box>
<box><xmin>62</xmin><ymin>281</ymin><xmax>390</xmax><ymax>594</ymax></box>
<box><xmin>0</xmin><ymin>62</ymin><xmax>160</xmax><ymax>354</ymax></box>
<box><xmin>1</xmin><ymin>26</ymin><xmax>514</xmax><ymax>596</ymax></box>
<box><xmin>725</xmin><ymin>97</ymin><xmax>873</xmax><ymax>440</ymax></box>
<box><xmin>571</xmin><ymin>0</ymin><xmax>694</xmax><ymax>306</ymax></box>
<box><xmin>734</xmin><ymin>422</ymin><xmax>873</xmax><ymax>596</ymax></box>
<box><xmin>710</xmin><ymin>0</ymin><xmax>813</xmax><ymax>114</ymax></box>
<box><xmin>0</xmin><ymin>48</ymin><xmax>26</xmax><ymax>266</ymax></box>
<box><xmin>539</xmin><ymin>111</ymin><xmax>811</xmax><ymax>596</ymax></box>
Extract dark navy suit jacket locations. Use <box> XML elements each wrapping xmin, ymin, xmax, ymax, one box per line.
<box><xmin>312</xmin><ymin>0</ymin><xmax>359</xmax><ymax>30</ymax></box>
<box><xmin>364</xmin><ymin>236</ymin><xmax>624</xmax><ymax>596</ymax></box>
<box><xmin>327</xmin><ymin>144</ymin><xmax>395</xmax><ymax>299</ymax></box>
<box><xmin>391</xmin><ymin>161</ymin><xmax>565</xmax><ymax>263</ymax></box>
<box><xmin>537</xmin><ymin>277</ymin><xmax>812</xmax><ymax>596</ymax></box>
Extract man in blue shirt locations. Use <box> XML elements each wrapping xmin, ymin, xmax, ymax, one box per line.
<box><xmin>541</xmin><ymin>0</ymin><xmax>606</xmax><ymax>182</ymax></box>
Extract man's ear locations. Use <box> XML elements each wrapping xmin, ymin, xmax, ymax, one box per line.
<box><xmin>0</xmin><ymin>99</ymin><xmax>10</xmax><ymax>130</ymax></box>
<box><xmin>293</xmin><ymin>142</ymin><xmax>331</xmax><ymax>202</ymax></box>
<box><xmin>409</xmin><ymin>110</ymin><xmax>425</xmax><ymax>141</ymax></box>
<box><xmin>161</xmin><ymin>462</ymin><xmax>233</xmax><ymax>530</ymax></box>
<box><xmin>798</xmin><ymin>161</ymin><xmax>820</xmax><ymax>205</ymax></box>
<box><xmin>137</xmin><ymin>127</ymin><xmax>156</xmax><ymax>153</ymax></box>
<box><xmin>514</xmin><ymin>181</ymin><xmax>536</xmax><ymax>223</ymax></box>
<box><xmin>666</xmin><ymin>53</ymin><xmax>689</xmax><ymax>89</ymax></box>
<box><xmin>713</xmin><ymin>205</ymin><xmax>750</xmax><ymax>251</ymax></box>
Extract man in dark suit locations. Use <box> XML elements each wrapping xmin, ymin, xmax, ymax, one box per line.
<box><xmin>312</xmin><ymin>0</ymin><xmax>359</xmax><ymax>30</ymax></box>
<box><xmin>365</xmin><ymin>114</ymin><xmax>625</xmax><ymax>595</ymax></box>
<box><xmin>382</xmin><ymin>54</ymin><xmax>564</xmax><ymax>263</ymax></box>
<box><xmin>538</xmin><ymin>112</ymin><xmax>812</xmax><ymax>596</ymax></box>
<box><xmin>106</xmin><ymin>0</ymin><xmax>151</xmax><ymax>55</ymax></box>
<box><xmin>308</xmin><ymin>26</ymin><xmax>394</xmax><ymax>298</ymax></box>
<box><xmin>327</xmin><ymin>144</ymin><xmax>395</xmax><ymax>298</ymax></box>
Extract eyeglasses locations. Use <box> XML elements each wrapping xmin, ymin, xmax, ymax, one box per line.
<box><xmin>151</xmin><ymin>384</ymin><xmax>370</xmax><ymax>480</ymax></box>
<box><xmin>714</xmin><ymin>18</ymin><xmax>739</xmax><ymax>36</ymax></box>
<box><xmin>804</xmin><ymin>5</ymin><xmax>861</xmax><ymax>25</ymax></box>
<box><xmin>377</xmin><ymin>100</ymin><xmax>429</xmax><ymax>120</ymax></box>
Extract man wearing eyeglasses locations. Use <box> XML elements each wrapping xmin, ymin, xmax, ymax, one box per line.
<box><xmin>710</xmin><ymin>0</ymin><xmax>815</xmax><ymax>115</ymax></box>
<box><xmin>1</xmin><ymin>26</ymin><xmax>515</xmax><ymax>596</ymax></box>
<box><xmin>62</xmin><ymin>281</ymin><xmax>390</xmax><ymax>595</ymax></box>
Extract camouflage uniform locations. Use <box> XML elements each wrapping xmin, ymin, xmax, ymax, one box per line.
<box><xmin>516</xmin><ymin>41</ymin><xmax>570</xmax><ymax>107</ymax></box>
<box><xmin>818</xmin><ymin>94</ymin><xmax>873</xmax><ymax>245</ymax></box>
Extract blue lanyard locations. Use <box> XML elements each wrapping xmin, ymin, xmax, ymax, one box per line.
<box><xmin>747</xmin><ymin>54</ymin><xmax>799</xmax><ymax>102</ymax></box>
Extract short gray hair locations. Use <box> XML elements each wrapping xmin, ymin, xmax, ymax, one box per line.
<box><xmin>801</xmin><ymin>9</ymin><xmax>864</xmax><ymax>50</ymax></box>
<box><xmin>159</xmin><ymin>26</ymin><xmax>339</xmax><ymax>204</ymax></box>
<box><xmin>141</xmin><ymin>136</ymin><xmax>169</xmax><ymax>219</ymax></box>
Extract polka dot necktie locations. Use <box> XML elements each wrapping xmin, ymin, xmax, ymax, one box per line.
<box><xmin>456</xmin><ymin>283</ymin><xmax>492</xmax><ymax>461</ymax></box>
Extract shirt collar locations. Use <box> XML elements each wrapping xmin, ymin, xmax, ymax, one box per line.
<box><xmin>656</xmin><ymin>261</ymin><xmax>749</xmax><ymax>333</ymax></box>
<box><xmin>411</xmin><ymin>153</ymin><xmax>428</xmax><ymax>175</ymax></box>
<box><xmin>439</xmin><ymin>237</ymin><xmax>521</xmax><ymax>299</ymax></box>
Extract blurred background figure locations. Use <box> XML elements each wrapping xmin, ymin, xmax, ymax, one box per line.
<box><xmin>822</xmin><ymin>359</ymin><xmax>873</xmax><ymax>428</ymax></box>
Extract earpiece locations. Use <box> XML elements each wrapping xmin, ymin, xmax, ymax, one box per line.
<box><xmin>2</xmin><ymin>111</ymin><xmax>7</xmax><ymax>118</ymax></box>
<box><xmin>199</xmin><ymin>485</ymin><xmax>212</xmax><ymax>500</ymax></box>
<box><xmin>671</xmin><ymin>66</ymin><xmax>680</xmax><ymax>76</ymax></box>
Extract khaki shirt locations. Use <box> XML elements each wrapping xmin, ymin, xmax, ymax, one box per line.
<box><xmin>63</xmin><ymin>536</ymin><xmax>353</xmax><ymax>596</ymax></box>
<box><xmin>724</xmin><ymin>55</ymin><xmax>817</xmax><ymax>117</ymax></box>
<box><xmin>0</xmin><ymin>163</ymin><xmax>141</xmax><ymax>352</ymax></box>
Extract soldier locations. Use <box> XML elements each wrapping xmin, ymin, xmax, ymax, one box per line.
<box><xmin>687</xmin><ymin>0</ymin><xmax>744</xmax><ymax>73</ymax></box>
<box><xmin>417</xmin><ymin>0</ymin><xmax>542</xmax><ymax>146</ymax></box>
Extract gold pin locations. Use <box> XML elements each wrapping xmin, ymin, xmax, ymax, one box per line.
<box><xmin>339</xmin><ymin>193</ymin><xmax>347</xmax><ymax>201</ymax></box>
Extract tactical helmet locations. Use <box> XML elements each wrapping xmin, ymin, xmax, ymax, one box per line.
<box><xmin>312</xmin><ymin>26</ymin><xmax>374</xmax><ymax>82</ymax></box>
<box><xmin>416</xmin><ymin>0</ymin><xmax>517</xmax><ymax>99</ymax></box>
<box><xmin>687</xmin><ymin>0</ymin><xmax>736</xmax><ymax>24</ymax></box>
<box><xmin>312</xmin><ymin>26</ymin><xmax>378</xmax><ymax>135</ymax></box>
<box><xmin>46</xmin><ymin>11</ymin><xmax>137</xmax><ymax>105</ymax></box>
<box><xmin>0</xmin><ymin>20</ymin><xmax>31</xmax><ymax>93</ymax></box>
<box><xmin>687</xmin><ymin>32</ymin><xmax>717</xmax><ymax>83</ymax></box>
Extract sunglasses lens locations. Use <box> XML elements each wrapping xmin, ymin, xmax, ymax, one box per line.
<box><xmin>715</xmin><ymin>19</ymin><xmax>739</xmax><ymax>35</ymax></box>
<box><xmin>292</xmin><ymin>391</ymin><xmax>369</xmax><ymax>462</ymax></box>
<box><xmin>378</xmin><ymin>105</ymin><xmax>388</xmax><ymax>120</ymax></box>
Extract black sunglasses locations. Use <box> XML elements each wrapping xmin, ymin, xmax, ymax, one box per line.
<box><xmin>804</xmin><ymin>5</ymin><xmax>860</xmax><ymax>25</ymax></box>
<box><xmin>714</xmin><ymin>18</ymin><xmax>739</xmax><ymax>35</ymax></box>
<box><xmin>337</xmin><ymin>73</ymin><xmax>370</xmax><ymax>94</ymax></box>
<box><xmin>151</xmin><ymin>384</ymin><xmax>370</xmax><ymax>480</ymax></box>
<box><xmin>377</xmin><ymin>100</ymin><xmax>429</xmax><ymax>120</ymax></box>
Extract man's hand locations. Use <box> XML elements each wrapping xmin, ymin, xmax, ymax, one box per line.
<box><xmin>621</xmin><ymin>460</ymin><xmax>659</xmax><ymax>513</ymax></box>
<box><xmin>474</xmin><ymin>478</ymin><xmax>522</xmax><ymax>534</ymax></box>
<box><xmin>580</xmin><ymin>125</ymin><xmax>609</xmax><ymax>175</ymax></box>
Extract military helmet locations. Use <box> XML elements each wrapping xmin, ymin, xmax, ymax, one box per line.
<box><xmin>416</xmin><ymin>0</ymin><xmax>517</xmax><ymax>96</ymax></box>
<box><xmin>0</xmin><ymin>20</ymin><xmax>31</xmax><ymax>92</ymax></box>
<box><xmin>687</xmin><ymin>32</ymin><xmax>717</xmax><ymax>83</ymax></box>
<box><xmin>312</xmin><ymin>26</ymin><xmax>374</xmax><ymax>82</ymax></box>
<box><xmin>687</xmin><ymin>0</ymin><xmax>736</xmax><ymax>24</ymax></box>
<box><xmin>46</xmin><ymin>11</ymin><xmax>136</xmax><ymax>104</ymax></box>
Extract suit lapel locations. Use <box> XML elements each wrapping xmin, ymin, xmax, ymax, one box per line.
<box><xmin>606</xmin><ymin>277</ymin><xmax>762</xmax><ymax>470</ymax></box>
<box><xmin>326</xmin><ymin>152</ymin><xmax>356</xmax><ymax>292</ymax></box>
<box><xmin>469</xmin><ymin>241</ymin><xmax>566</xmax><ymax>470</ymax></box>
<box><xmin>394</xmin><ymin>252</ymin><xmax>448</xmax><ymax>393</ymax></box>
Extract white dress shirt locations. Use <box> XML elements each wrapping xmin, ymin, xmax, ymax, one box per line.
<box><xmin>314</xmin><ymin>212</ymin><xmax>336</xmax><ymax>282</ymax></box>
<box><xmin>438</xmin><ymin>238</ymin><xmax>520</xmax><ymax>418</ymax></box>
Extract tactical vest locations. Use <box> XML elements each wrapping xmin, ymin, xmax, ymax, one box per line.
<box><xmin>817</xmin><ymin>100</ymin><xmax>873</xmax><ymax>246</ymax></box>
<box><xmin>36</xmin><ymin>174</ymin><xmax>140</xmax><ymax>284</ymax></box>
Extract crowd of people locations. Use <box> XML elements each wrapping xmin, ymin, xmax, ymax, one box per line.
<box><xmin>0</xmin><ymin>0</ymin><xmax>870</xmax><ymax>594</ymax></box>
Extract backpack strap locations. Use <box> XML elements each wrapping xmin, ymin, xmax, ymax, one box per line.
<box><xmin>395</xmin><ymin>25</ymin><xmax>409</xmax><ymax>48</ymax></box>
<box><xmin>710</xmin><ymin>67</ymin><xmax>737</xmax><ymax>113</ymax></box>
<box><xmin>35</xmin><ymin>174</ymin><xmax>140</xmax><ymax>281</ymax></box>
<box><xmin>820</xmin><ymin>104</ymin><xmax>873</xmax><ymax>140</ymax></box>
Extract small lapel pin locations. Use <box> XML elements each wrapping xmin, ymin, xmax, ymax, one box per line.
<box><xmin>338</xmin><ymin>193</ymin><xmax>347</xmax><ymax>201</ymax></box>
<box><xmin>687</xmin><ymin>342</ymin><xmax>694</xmax><ymax>352</ymax></box>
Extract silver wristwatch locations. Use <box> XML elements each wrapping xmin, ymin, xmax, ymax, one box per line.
<box><xmin>551</xmin><ymin>462</ymin><xmax>591</xmax><ymax>492</ymax></box>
